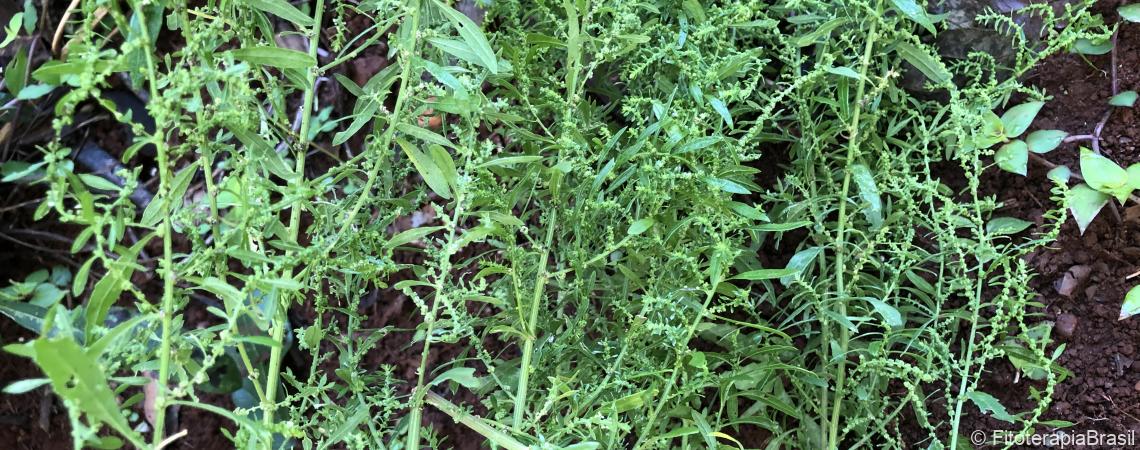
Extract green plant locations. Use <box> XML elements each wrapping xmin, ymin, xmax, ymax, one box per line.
<box><xmin>0</xmin><ymin>0</ymin><xmax>1112</xmax><ymax>449</ymax></box>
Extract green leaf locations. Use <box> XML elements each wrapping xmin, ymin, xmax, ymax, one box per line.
<box><xmin>0</xmin><ymin>300</ymin><xmax>47</xmax><ymax>334</ymax></box>
<box><xmin>198</xmin><ymin>276</ymin><xmax>245</xmax><ymax>312</ymax></box>
<box><xmin>1000</xmin><ymin>102</ymin><xmax>1044</xmax><ymax>138</ymax></box>
<box><xmin>1122</xmin><ymin>285</ymin><xmax>1140</xmax><ymax>320</ymax></box>
<box><xmin>387</xmin><ymin>226</ymin><xmax>445</xmax><ymax>249</ymax></box>
<box><xmin>627</xmin><ymin>218</ymin><xmax>655</xmax><ymax>236</ymax></box>
<box><xmin>781</xmin><ymin>247</ymin><xmax>822</xmax><ymax>286</ymax></box>
<box><xmin>1120</xmin><ymin>4</ymin><xmax>1140</xmax><ymax>22</ymax></box>
<box><xmin>1080</xmin><ymin>148</ymin><xmax>1130</xmax><ymax>202</ymax></box>
<box><xmin>475</xmin><ymin>155</ymin><xmax>543</xmax><ymax>168</ymax></box>
<box><xmin>850</xmin><ymin>164</ymin><xmax>883</xmax><ymax>230</ymax></box>
<box><xmin>229</xmin><ymin>46</ymin><xmax>315</xmax><ymax>69</ymax></box>
<box><xmin>677</xmin><ymin>136</ymin><xmax>722</xmax><ymax>153</ymax></box>
<box><xmin>733</xmin><ymin>268</ymin><xmax>800</xmax><ymax>281</ymax></box>
<box><xmin>890</xmin><ymin>0</ymin><xmax>936</xmax><ymax>35</ymax></box>
<box><xmin>967</xmin><ymin>390</ymin><xmax>1017</xmax><ymax>423</ymax></box>
<box><xmin>986</xmin><ymin>217</ymin><xmax>1033</xmax><ymax>235</ymax></box>
<box><xmin>974</xmin><ymin>110</ymin><xmax>1005</xmax><ymax>149</ymax></box>
<box><xmin>1047</xmin><ymin>165</ymin><xmax>1071</xmax><ymax>184</ymax></box>
<box><xmin>431</xmin><ymin>0</ymin><xmax>499</xmax><ymax>73</ymax></box>
<box><xmin>706</xmin><ymin>177</ymin><xmax>750</xmax><ymax>194</ymax></box>
<box><xmin>995</xmin><ymin>140</ymin><xmax>1028</xmax><ymax>176</ymax></box>
<box><xmin>707</xmin><ymin>96</ymin><xmax>733</xmax><ymax>128</ymax></box>
<box><xmin>3</xmin><ymin>378</ymin><xmax>49</xmax><ymax>394</ymax></box>
<box><xmin>427</xmin><ymin>145</ymin><xmax>459</xmax><ymax>195</ymax></box>
<box><xmin>1128</xmin><ymin>163</ymin><xmax>1140</xmax><ymax>190</ymax></box>
<box><xmin>429</xmin><ymin>367</ymin><xmax>483</xmax><ymax>390</ymax></box>
<box><xmin>1068</xmin><ymin>183</ymin><xmax>1109</xmax><ymax>235</ymax></box>
<box><xmin>825</xmin><ymin>66</ymin><xmax>861</xmax><ymax>79</ymax></box>
<box><xmin>1026</xmin><ymin>129</ymin><xmax>1067</xmax><ymax>153</ymax></box>
<box><xmin>247</xmin><ymin>0</ymin><xmax>313</xmax><ymax>27</ymax></box>
<box><xmin>864</xmin><ymin>298</ymin><xmax>903</xmax><ymax>328</ymax></box>
<box><xmin>33</xmin><ymin>337</ymin><xmax>145</xmax><ymax>447</ymax></box>
<box><xmin>894</xmin><ymin>42</ymin><xmax>950</xmax><ymax>85</ymax></box>
<box><xmin>16</xmin><ymin>83</ymin><xmax>53</xmax><ymax>100</ymax></box>
<box><xmin>1109</xmin><ymin>90</ymin><xmax>1138</xmax><ymax>107</ymax></box>
<box><xmin>5</xmin><ymin>46</ymin><xmax>27</xmax><ymax>94</ymax></box>
<box><xmin>1072</xmin><ymin>38</ymin><xmax>1111</xmax><ymax>55</ymax></box>
<box><xmin>397</xmin><ymin>138</ymin><xmax>453</xmax><ymax>199</ymax></box>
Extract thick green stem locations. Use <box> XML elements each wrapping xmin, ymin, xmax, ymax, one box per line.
<box><xmin>512</xmin><ymin>211</ymin><xmax>557</xmax><ymax>429</ymax></box>
<box><xmin>826</xmin><ymin>7</ymin><xmax>880</xmax><ymax>449</ymax></box>
<box><xmin>262</xmin><ymin>0</ymin><xmax>325</xmax><ymax>444</ymax></box>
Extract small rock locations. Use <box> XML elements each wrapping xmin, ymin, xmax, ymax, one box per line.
<box><xmin>1055</xmin><ymin>265</ymin><xmax>1091</xmax><ymax>298</ymax></box>
<box><xmin>1134</xmin><ymin>381</ymin><xmax>1140</xmax><ymax>392</ymax></box>
<box><xmin>1054</xmin><ymin>313</ymin><xmax>1078</xmax><ymax>339</ymax></box>
<box><xmin>1121</xmin><ymin>343</ymin><xmax>1135</xmax><ymax>356</ymax></box>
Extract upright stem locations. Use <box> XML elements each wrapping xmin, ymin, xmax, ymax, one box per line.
<box><xmin>132</xmin><ymin>4</ymin><xmax>175</xmax><ymax>446</ymax></box>
<box><xmin>826</xmin><ymin>6</ymin><xmax>880</xmax><ymax>449</ymax></box>
<box><xmin>407</xmin><ymin>201</ymin><xmax>464</xmax><ymax>450</ymax></box>
<box><xmin>512</xmin><ymin>210</ymin><xmax>557</xmax><ymax>429</ymax></box>
<box><xmin>262</xmin><ymin>0</ymin><xmax>325</xmax><ymax>443</ymax></box>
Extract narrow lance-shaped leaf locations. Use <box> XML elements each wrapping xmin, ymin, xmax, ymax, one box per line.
<box><xmin>397</xmin><ymin>138</ymin><xmax>453</xmax><ymax>199</ymax></box>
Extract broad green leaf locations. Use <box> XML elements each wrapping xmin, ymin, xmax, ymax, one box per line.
<box><xmin>967</xmin><ymin>390</ymin><xmax>1017</xmax><ymax>423</ymax></box>
<box><xmin>627</xmin><ymin>218</ymin><xmax>655</xmax><ymax>236</ymax></box>
<box><xmin>733</xmin><ymin>267</ymin><xmax>800</xmax><ymax>281</ymax></box>
<box><xmin>1072</xmin><ymin>38</ymin><xmax>1111</xmax><ymax>55</ymax></box>
<box><xmin>995</xmin><ymin>140</ymin><xmax>1028</xmax><ymax>176</ymax></box>
<box><xmin>707</xmin><ymin>96</ymin><xmax>733</xmax><ymax>128</ymax></box>
<box><xmin>1047</xmin><ymin>165</ymin><xmax>1071</xmax><ymax>184</ymax></box>
<box><xmin>3</xmin><ymin>378</ymin><xmax>49</xmax><ymax>394</ymax></box>
<box><xmin>974</xmin><ymin>110</ymin><xmax>1005</xmax><ymax>149</ymax></box>
<box><xmin>850</xmin><ymin>164</ymin><xmax>883</xmax><ymax>230</ymax></box>
<box><xmin>986</xmin><ymin>217</ymin><xmax>1033</xmax><ymax>235</ymax></box>
<box><xmin>0</xmin><ymin>300</ymin><xmax>47</xmax><ymax>334</ymax></box>
<box><xmin>1120</xmin><ymin>4</ymin><xmax>1140</xmax><ymax>22</ymax></box>
<box><xmin>33</xmin><ymin>337</ymin><xmax>145</xmax><ymax>447</ymax></box>
<box><xmin>199</xmin><ymin>276</ymin><xmax>244</xmax><ymax>312</ymax></box>
<box><xmin>4</xmin><ymin>46</ymin><xmax>26</xmax><ymax>93</ymax></box>
<box><xmin>247</xmin><ymin>0</ymin><xmax>313</xmax><ymax>27</ymax></box>
<box><xmin>427</xmin><ymin>145</ymin><xmax>459</xmax><ymax>195</ymax></box>
<box><xmin>894</xmin><ymin>42</ymin><xmax>950</xmax><ymax>85</ymax></box>
<box><xmin>1109</xmin><ymin>91</ymin><xmax>1138</xmax><ymax>107</ymax></box>
<box><xmin>16</xmin><ymin>83</ymin><xmax>53</xmax><ymax>100</ymax></box>
<box><xmin>890</xmin><ymin>0</ymin><xmax>936</xmax><ymax>34</ymax></box>
<box><xmin>825</xmin><ymin>66</ymin><xmax>861</xmax><ymax>79</ymax></box>
<box><xmin>864</xmin><ymin>298</ymin><xmax>903</xmax><ymax>328</ymax></box>
<box><xmin>1122</xmin><ymin>285</ymin><xmax>1140</xmax><ymax>320</ymax></box>
<box><xmin>1026</xmin><ymin>129</ymin><xmax>1067</xmax><ymax>153</ymax></box>
<box><xmin>386</xmin><ymin>226</ymin><xmax>445</xmax><ymax>249</ymax></box>
<box><xmin>229</xmin><ymin>46</ymin><xmax>315</xmax><ymax>69</ymax></box>
<box><xmin>1000</xmin><ymin>102</ymin><xmax>1043</xmax><ymax>138</ymax></box>
<box><xmin>781</xmin><ymin>247</ymin><xmax>822</xmax><ymax>286</ymax></box>
<box><xmin>1080</xmin><ymin>148</ymin><xmax>1130</xmax><ymax>202</ymax></box>
<box><xmin>397</xmin><ymin>138</ymin><xmax>452</xmax><ymax>199</ymax></box>
<box><xmin>431</xmin><ymin>0</ymin><xmax>499</xmax><ymax>73</ymax></box>
<box><xmin>707</xmin><ymin>177</ymin><xmax>750</xmax><ymax>194</ymax></box>
<box><xmin>1128</xmin><ymin>163</ymin><xmax>1140</xmax><ymax>190</ymax></box>
<box><xmin>429</xmin><ymin>367</ymin><xmax>483</xmax><ymax>390</ymax></box>
<box><xmin>1067</xmin><ymin>183</ymin><xmax>1109</xmax><ymax>235</ymax></box>
<box><xmin>475</xmin><ymin>155</ymin><xmax>543</xmax><ymax>168</ymax></box>
<box><xmin>677</xmin><ymin>136</ymin><xmax>722</xmax><ymax>153</ymax></box>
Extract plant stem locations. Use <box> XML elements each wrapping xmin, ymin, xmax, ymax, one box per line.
<box><xmin>826</xmin><ymin>6</ymin><xmax>880</xmax><ymax>448</ymax></box>
<box><xmin>262</xmin><ymin>0</ymin><xmax>325</xmax><ymax>443</ymax></box>
<box><xmin>512</xmin><ymin>210</ymin><xmax>557</xmax><ymax>430</ymax></box>
<box><xmin>133</xmin><ymin>3</ymin><xmax>175</xmax><ymax>446</ymax></box>
<box><xmin>407</xmin><ymin>200</ymin><xmax>464</xmax><ymax>450</ymax></box>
